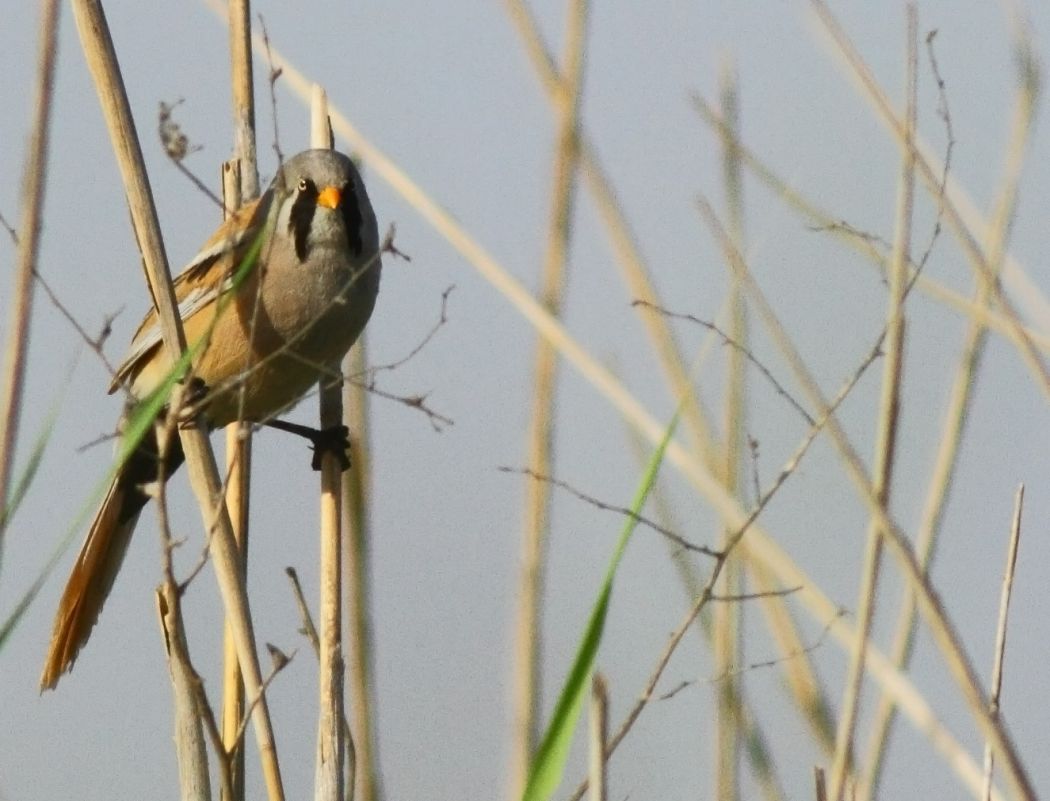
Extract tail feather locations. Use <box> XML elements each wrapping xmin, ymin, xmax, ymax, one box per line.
<box><xmin>40</xmin><ymin>427</ymin><xmax>185</xmax><ymax>690</ymax></box>
<box><xmin>39</xmin><ymin>478</ymin><xmax>142</xmax><ymax>690</ymax></box>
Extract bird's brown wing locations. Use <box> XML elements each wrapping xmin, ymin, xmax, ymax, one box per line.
<box><xmin>108</xmin><ymin>194</ymin><xmax>272</xmax><ymax>395</ymax></box>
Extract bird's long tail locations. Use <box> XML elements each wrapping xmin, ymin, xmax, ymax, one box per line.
<box><xmin>40</xmin><ymin>430</ymin><xmax>185</xmax><ymax>690</ymax></box>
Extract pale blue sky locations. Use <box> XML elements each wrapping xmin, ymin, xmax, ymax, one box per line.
<box><xmin>2</xmin><ymin>2</ymin><xmax>1049</xmax><ymax>800</ymax></box>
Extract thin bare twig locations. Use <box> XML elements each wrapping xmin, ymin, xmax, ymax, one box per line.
<box><xmin>365</xmin><ymin>285</ymin><xmax>454</xmax><ymax>377</ymax></box>
<box><xmin>231</xmin><ymin>649</ymin><xmax>297</xmax><ymax>750</ymax></box>
<box><xmin>0</xmin><ymin>211</ymin><xmax>18</xmax><ymax>243</ymax></box>
<box><xmin>257</xmin><ymin>14</ymin><xmax>284</xmax><ymax>166</ymax></box>
<box><xmin>659</xmin><ymin>608</ymin><xmax>840</xmax><ymax>700</ymax></box>
<box><xmin>567</xmin><ymin>338</ymin><xmax>879</xmax><ymax>801</ymax></box>
<box><xmin>633</xmin><ymin>300</ymin><xmax>814</xmax><ymax>426</ymax></box>
<box><xmin>34</xmin><ymin>270</ymin><xmax>121</xmax><ymax>378</ymax></box>
<box><xmin>284</xmin><ymin>567</ymin><xmax>321</xmax><ymax>651</ymax></box>
<box><xmin>499</xmin><ymin>466</ymin><xmax>719</xmax><ymax>557</ymax></box>
<box><xmin>158</xmin><ymin>100</ymin><xmax>224</xmax><ymax>210</ymax></box>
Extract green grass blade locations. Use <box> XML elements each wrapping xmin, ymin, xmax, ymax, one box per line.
<box><xmin>521</xmin><ymin>408</ymin><xmax>681</xmax><ymax>801</ymax></box>
<box><xmin>1</xmin><ymin>229</ymin><xmax>269</xmax><ymax>651</ymax></box>
<box><xmin>0</xmin><ymin>402</ymin><xmax>57</xmax><ymax>535</ymax></box>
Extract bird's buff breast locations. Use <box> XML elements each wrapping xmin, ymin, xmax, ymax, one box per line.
<box><xmin>133</xmin><ymin>250</ymin><xmax>378</xmax><ymax>426</ymax></box>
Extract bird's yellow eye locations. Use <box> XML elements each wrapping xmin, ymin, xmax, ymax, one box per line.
<box><xmin>297</xmin><ymin>177</ymin><xmax>309</xmax><ymax>192</ymax></box>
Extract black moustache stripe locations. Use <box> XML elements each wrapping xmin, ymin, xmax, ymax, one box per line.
<box><xmin>288</xmin><ymin>183</ymin><xmax>317</xmax><ymax>263</ymax></box>
<box><xmin>340</xmin><ymin>177</ymin><xmax>364</xmax><ymax>256</ymax></box>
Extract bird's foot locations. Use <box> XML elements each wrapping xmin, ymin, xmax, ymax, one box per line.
<box><xmin>264</xmin><ymin>420</ymin><xmax>352</xmax><ymax>471</ymax></box>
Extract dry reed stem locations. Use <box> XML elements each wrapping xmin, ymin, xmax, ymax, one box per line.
<box><xmin>809</xmin><ymin>4</ymin><xmax>1050</xmax><ymax>330</ymax></box>
<box><xmin>690</xmin><ymin>96</ymin><xmax>1050</xmax><ymax>357</ymax></box>
<box><xmin>310</xmin><ymin>86</ymin><xmax>346</xmax><ymax>801</ymax></box>
<box><xmin>70</xmin><ymin>3</ymin><xmax>284</xmax><ymax>798</ymax></box>
<box><xmin>714</xmin><ymin>64</ymin><xmax>747</xmax><ymax>801</ymax></box>
<box><xmin>509</xmin><ymin>2</ymin><xmax>588</xmax><ymax>798</ymax></box>
<box><xmin>218</xmin><ymin>22</ymin><xmax>1003</xmax><ymax>797</ymax></box>
<box><xmin>220</xmin><ymin>159</ymin><xmax>249</xmax><ymax>801</ymax></box>
<box><xmin>814</xmin><ymin>767</ymin><xmax>828</xmax><ymax>801</ymax></box>
<box><xmin>342</xmin><ymin>341</ymin><xmax>375</xmax><ymax>801</ymax></box>
<box><xmin>697</xmin><ymin>194</ymin><xmax>1033</xmax><ymax>800</ymax></box>
<box><xmin>227</xmin><ymin>0</ymin><xmax>259</xmax><ymax>200</ymax></box>
<box><xmin>502</xmin><ymin>0</ymin><xmax>721</xmax><ymax>468</ymax></box>
<box><xmin>0</xmin><ymin>0</ymin><xmax>60</xmax><ymax>555</ymax></box>
<box><xmin>158</xmin><ymin>584</ymin><xmax>213</xmax><ymax>801</ymax></box>
<box><xmin>809</xmin><ymin>1</ymin><xmax>1050</xmax><ymax>402</ymax></box>
<box><xmin>982</xmin><ymin>485</ymin><xmax>1024</xmax><ymax>801</ymax></box>
<box><xmin>292</xmin><ymin>60</ymin><xmax>994</xmax><ymax>800</ymax></box>
<box><xmin>828</xmin><ymin>9</ymin><xmax>917</xmax><ymax>798</ymax></box>
<box><xmin>156</xmin><ymin>415</ymin><xmax>214</xmax><ymax>801</ymax></box>
<box><xmin>859</xmin><ymin>55</ymin><xmax>1038</xmax><ymax>801</ymax></box>
<box><xmin>588</xmin><ymin>674</ymin><xmax>609</xmax><ymax>801</ymax></box>
<box><xmin>286</xmin><ymin>566</ymin><xmax>359</xmax><ymax>799</ymax></box>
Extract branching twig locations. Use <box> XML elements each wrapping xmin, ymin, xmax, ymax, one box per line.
<box><xmin>158</xmin><ymin>100</ymin><xmax>224</xmax><ymax>210</ymax></box>
<box><xmin>230</xmin><ymin>648</ymin><xmax>297</xmax><ymax>751</ymax></box>
<box><xmin>659</xmin><ymin>608</ymin><xmax>841</xmax><ymax>700</ymax></box>
<box><xmin>0</xmin><ymin>210</ymin><xmax>18</xmax><ymax>244</ymax></box>
<box><xmin>257</xmin><ymin>14</ymin><xmax>284</xmax><ymax>166</ymax></box>
<box><xmin>499</xmin><ymin>466</ymin><xmax>719</xmax><ymax>558</ymax></box>
<box><xmin>566</xmin><ymin>335</ymin><xmax>879</xmax><ymax>801</ymax></box>
<box><xmin>633</xmin><ymin>300</ymin><xmax>815</xmax><ymax>426</ymax></box>
<box><xmin>365</xmin><ymin>284</ymin><xmax>453</xmax><ymax>378</ymax></box>
<box><xmin>285</xmin><ymin>566</ymin><xmax>320</xmax><ymax>653</ymax></box>
<box><xmin>710</xmin><ymin>586</ymin><xmax>802</xmax><ymax>603</ymax></box>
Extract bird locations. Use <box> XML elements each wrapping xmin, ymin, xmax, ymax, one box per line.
<box><xmin>40</xmin><ymin>149</ymin><xmax>381</xmax><ymax>690</ymax></box>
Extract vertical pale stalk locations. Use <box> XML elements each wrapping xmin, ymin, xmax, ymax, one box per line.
<box><xmin>221</xmin><ymin>4</ymin><xmax>259</xmax><ymax>791</ymax></box>
<box><xmin>858</xmin><ymin>60</ymin><xmax>1038</xmax><ymax>801</ymax></box>
<box><xmin>713</xmin><ymin>63</ymin><xmax>746</xmax><ymax>801</ymax></box>
<box><xmin>344</xmin><ymin>337</ymin><xmax>377</xmax><ymax>801</ymax></box>
<box><xmin>0</xmin><ymin>0</ymin><xmax>60</xmax><ymax>561</ymax></box>
<box><xmin>228</xmin><ymin>36</ymin><xmax>1016</xmax><ymax>796</ymax></box>
<box><xmin>588</xmin><ymin>674</ymin><xmax>608</xmax><ymax>801</ymax></box>
<box><xmin>227</xmin><ymin>0</ymin><xmax>259</xmax><ymax>199</ymax></box>
<box><xmin>697</xmin><ymin>183</ymin><xmax>1034</xmax><ymax>799</ymax></box>
<box><xmin>221</xmin><ymin>3</ymin><xmax>260</xmax><ymax>794</ymax></box>
<box><xmin>828</xmin><ymin>8</ymin><xmax>916</xmax><ymax>799</ymax></box>
<box><xmin>503</xmin><ymin>0</ymin><xmax>721</xmax><ymax>470</ymax></box>
<box><xmin>69</xmin><ymin>2</ymin><xmax>284</xmax><ymax>798</ymax></box>
<box><xmin>312</xmin><ymin>86</ymin><xmax>346</xmax><ymax>801</ymax></box>
<box><xmin>982</xmin><ymin>486</ymin><xmax>1024</xmax><ymax>801</ymax></box>
<box><xmin>221</xmin><ymin>159</ymin><xmax>249</xmax><ymax>801</ymax></box>
<box><xmin>810</xmin><ymin>0</ymin><xmax>1050</xmax><ymax>401</ymax></box>
<box><xmin>691</xmin><ymin>93</ymin><xmax>1050</xmax><ymax>357</ymax></box>
<box><xmin>158</xmin><ymin>582</ymin><xmax>213</xmax><ymax>801</ymax></box>
<box><xmin>509</xmin><ymin>2</ymin><xmax>587</xmax><ymax>799</ymax></box>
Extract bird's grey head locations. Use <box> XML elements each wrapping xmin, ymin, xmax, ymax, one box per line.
<box><xmin>272</xmin><ymin>149</ymin><xmax>376</xmax><ymax>262</ymax></box>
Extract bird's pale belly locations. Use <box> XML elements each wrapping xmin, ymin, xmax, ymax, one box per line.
<box><xmin>131</xmin><ymin>257</ymin><xmax>374</xmax><ymax>427</ymax></box>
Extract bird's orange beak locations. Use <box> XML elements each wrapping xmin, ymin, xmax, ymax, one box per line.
<box><xmin>317</xmin><ymin>185</ymin><xmax>342</xmax><ymax>209</ymax></box>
